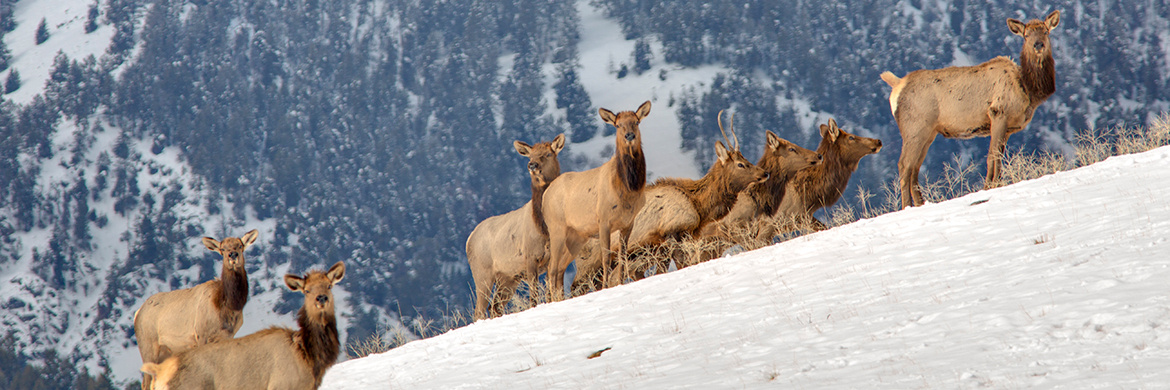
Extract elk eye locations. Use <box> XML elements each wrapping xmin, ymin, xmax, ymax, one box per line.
<box><xmin>849</xmin><ymin>136</ymin><xmax>856</xmax><ymax>141</ymax></box>
<box><xmin>788</xmin><ymin>148</ymin><xmax>796</xmax><ymax>152</ymax></box>
<box><xmin>737</xmin><ymin>163</ymin><xmax>746</xmax><ymax>168</ymax></box>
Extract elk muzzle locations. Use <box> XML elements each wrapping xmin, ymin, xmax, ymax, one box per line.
<box><xmin>624</xmin><ymin>132</ymin><xmax>636</xmax><ymax>141</ymax></box>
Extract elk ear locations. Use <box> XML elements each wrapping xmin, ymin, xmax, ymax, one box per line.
<box><xmin>202</xmin><ymin>237</ymin><xmax>220</xmax><ymax>252</ymax></box>
<box><xmin>1045</xmin><ymin>10</ymin><xmax>1060</xmax><ymax>29</ymax></box>
<box><xmin>1007</xmin><ymin>18</ymin><xmax>1026</xmax><ymax>36</ymax></box>
<box><xmin>766</xmin><ymin>130</ymin><xmax>781</xmax><ymax>150</ymax></box>
<box><xmin>820</xmin><ymin>123</ymin><xmax>839</xmax><ymax>143</ymax></box>
<box><xmin>327</xmin><ymin>261</ymin><xmax>346</xmax><ymax>284</ymax></box>
<box><xmin>827</xmin><ymin>119</ymin><xmax>842</xmax><ymax>139</ymax></box>
<box><xmin>599</xmin><ymin>108</ymin><xmax>617</xmax><ymax>126</ymax></box>
<box><xmin>285</xmin><ymin>274</ymin><xmax>306</xmax><ymax>292</ymax></box>
<box><xmin>241</xmin><ymin>229</ymin><xmax>259</xmax><ymax>247</ymax></box>
<box><xmin>635</xmin><ymin>100</ymin><xmax>652</xmax><ymax>120</ymax></box>
<box><xmin>551</xmin><ymin>134</ymin><xmax>566</xmax><ymax>154</ymax></box>
<box><xmin>513</xmin><ymin>141</ymin><xmax>532</xmax><ymax>157</ymax></box>
<box><xmin>714</xmin><ymin>141</ymin><xmax>730</xmax><ymax>163</ymax></box>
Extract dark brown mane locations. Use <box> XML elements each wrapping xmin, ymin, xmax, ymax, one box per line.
<box><xmin>295</xmin><ymin>305</ymin><xmax>340</xmax><ymax>386</ymax></box>
<box><xmin>752</xmin><ymin>152</ymin><xmax>799</xmax><ymax>216</ymax></box>
<box><xmin>531</xmin><ymin>181</ymin><xmax>549</xmax><ymax>238</ymax></box>
<box><xmin>798</xmin><ymin>135</ymin><xmax>854</xmax><ymax>212</ymax></box>
<box><xmin>1020</xmin><ymin>48</ymin><xmax>1056</xmax><ymax>103</ymax></box>
<box><xmin>615</xmin><ymin>148</ymin><xmax>647</xmax><ymax>194</ymax></box>
<box><xmin>212</xmin><ymin>266</ymin><xmax>248</xmax><ymax>313</ymax></box>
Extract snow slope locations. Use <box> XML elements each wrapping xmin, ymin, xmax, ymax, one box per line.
<box><xmin>3</xmin><ymin>0</ymin><xmax>117</xmax><ymax>105</ymax></box>
<box><xmin>320</xmin><ymin>146</ymin><xmax>1170</xmax><ymax>389</ymax></box>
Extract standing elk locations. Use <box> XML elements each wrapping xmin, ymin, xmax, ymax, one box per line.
<box><xmin>881</xmin><ymin>10</ymin><xmax>1060</xmax><ymax>208</ymax></box>
<box><xmin>542</xmin><ymin>100</ymin><xmax>651</xmax><ymax>298</ymax></box>
<box><xmin>700</xmin><ymin>131</ymin><xmax>821</xmax><ymax>240</ymax></box>
<box><xmin>140</xmin><ymin>261</ymin><xmax>346</xmax><ymax>390</ymax></box>
<box><xmin>134</xmin><ymin>229</ymin><xmax>258</xmax><ymax>390</ymax></box>
<box><xmin>466</xmin><ymin>134</ymin><xmax>565</xmax><ymax>319</ymax></box>
<box><xmin>774</xmin><ymin>119</ymin><xmax>882</xmax><ymax>230</ymax></box>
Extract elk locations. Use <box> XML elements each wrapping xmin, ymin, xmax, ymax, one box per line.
<box><xmin>881</xmin><ymin>10</ymin><xmax>1060</xmax><ymax>208</ymax></box>
<box><xmin>140</xmin><ymin>261</ymin><xmax>345</xmax><ymax>390</ymax></box>
<box><xmin>542</xmin><ymin>100</ymin><xmax>651</xmax><ymax>298</ymax></box>
<box><xmin>466</xmin><ymin>134</ymin><xmax>565</xmax><ymax>319</ymax></box>
<box><xmin>134</xmin><ymin>229</ymin><xmax>258</xmax><ymax>390</ymax></box>
<box><xmin>774</xmin><ymin>119</ymin><xmax>882</xmax><ymax>230</ymax></box>
<box><xmin>700</xmin><ymin>131</ymin><xmax>821</xmax><ymax>240</ymax></box>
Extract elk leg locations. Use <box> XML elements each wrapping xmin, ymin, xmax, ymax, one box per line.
<box><xmin>546</xmin><ymin>233</ymin><xmax>569</xmax><ymax>301</ymax></box>
<box><xmin>472</xmin><ymin>275</ymin><xmax>491</xmax><ymax>320</ymax></box>
<box><xmin>898</xmin><ymin>129</ymin><xmax>935</xmax><ymax>208</ymax></box>
<box><xmin>985</xmin><ymin>118</ymin><xmax>1009</xmax><ymax>189</ymax></box>
<box><xmin>597</xmin><ymin>221</ymin><xmax>613</xmax><ymax>289</ymax></box>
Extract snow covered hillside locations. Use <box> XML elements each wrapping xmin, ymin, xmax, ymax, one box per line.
<box><xmin>321</xmin><ymin>146</ymin><xmax>1170</xmax><ymax>389</ymax></box>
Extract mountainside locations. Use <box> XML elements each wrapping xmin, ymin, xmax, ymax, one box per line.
<box><xmin>0</xmin><ymin>0</ymin><xmax>1167</xmax><ymax>386</ymax></box>
<box><xmin>320</xmin><ymin>146</ymin><xmax>1170</xmax><ymax>388</ymax></box>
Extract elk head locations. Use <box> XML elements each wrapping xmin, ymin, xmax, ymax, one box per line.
<box><xmin>284</xmin><ymin>261</ymin><xmax>345</xmax><ymax>323</ymax></box>
<box><xmin>514</xmin><ymin>133</ymin><xmax>565</xmax><ymax>188</ymax></box>
<box><xmin>820</xmin><ymin>119</ymin><xmax>882</xmax><ymax>163</ymax></box>
<box><xmin>599</xmin><ymin>100</ymin><xmax>651</xmax><ymax>158</ymax></box>
<box><xmin>202</xmin><ymin>229</ymin><xmax>259</xmax><ymax>272</ymax></box>
<box><xmin>763</xmin><ymin>130</ymin><xmax>821</xmax><ymax>170</ymax></box>
<box><xmin>714</xmin><ymin>111</ymin><xmax>768</xmax><ymax>188</ymax></box>
<box><xmin>1008</xmin><ymin>10</ymin><xmax>1059</xmax><ymax>97</ymax></box>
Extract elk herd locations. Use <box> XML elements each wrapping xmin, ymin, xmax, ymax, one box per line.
<box><xmin>128</xmin><ymin>10</ymin><xmax>1060</xmax><ymax>389</ymax></box>
<box><xmin>134</xmin><ymin>229</ymin><xmax>345</xmax><ymax>390</ymax></box>
<box><xmin>468</xmin><ymin>10</ymin><xmax>1060</xmax><ymax>319</ymax></box>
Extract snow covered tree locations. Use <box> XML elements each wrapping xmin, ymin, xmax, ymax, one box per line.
<box><xmin>35</xmin><ymin>18</ymin><xmax>49</xmax><ymax>45</ymax></box>
<box><xmin>3</xmin><ymin>69</ymin><xmax>17</xmax><ymax>94</ymax></box>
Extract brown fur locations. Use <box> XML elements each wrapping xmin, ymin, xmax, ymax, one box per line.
<box><xmin>466</xmin><ymin>134</ymin><xmax>565</xmax><ymax>319</ymax></box>
<box><xmin>881</xmin><ymin>10</ymin><xmax>1060</xmax><ymax>208</ymax></box>
<box><xmin>134</xmin><ymin>229</ymin><xmax>258</xmax><ymax>390</ymax></box>
<box><xmin>775</xmin><ymin>119</ymin><xmax>882</xmax><ymax>230</ymax></box>
<box><xmin>542</xmin><ymin>100</ymin><xmax>651</xmax><ymax>298</ymax></box>
<box><xmin>141</xmin><ymin>262</ymin><xmax>345</xmax><ymax>390</ymax></box>
<box><xmin>700</xmin><ymin>131</ymin><xmax>821</xmax><ymax>239</ymax></box>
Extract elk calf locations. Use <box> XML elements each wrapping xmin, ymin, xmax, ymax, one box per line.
<box><xmin>466</xmin><ymin>134</ymin><xmax>564</xmax><ymax>319</ymax></box>
<box><xmin>134</xmin><ymin>229</ymin><xmax>258</xmax><ymax>390</ymax></box>
<box><xmin>141</xmin><ymin>262</ymin><xmax>345</xmax><ymax>390</ymax></box>
<box><xmin>775</xmin><ymin>119</ymin><xmax>882</xmax><ymax>230</ymax></box>
<box><xmin>882</xmin><ymin>10</ymin><xmax>1060</xmax><ymax>208</ymax></box>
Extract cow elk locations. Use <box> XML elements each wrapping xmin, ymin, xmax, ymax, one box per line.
<box><xmin>542</xmin><ymin>100</ymin><xmax>651</xmax><ymax>298</ymax></box>
<box><xmin>140</xmin><ymin>261</ymin><xmax>346</xmax><ymax>390</ymax></box>
<box><xmin>774</xmin><ymin>119</ymin><xmax>882</xmax><ymax>230</ymax></box>
<box><xmin>134</xmin><ymin>229</ymin><xmax>258</xmax><ymax>390</ymax></box>
<box><xmin>881</xmin><ymin>10</ymin><xmax>1060</xmax><ymax>208</ymax></box>
<box><xmin>466</xmin><ymin>134</ymin><xmax>565</xmax><ymax>319</ymax></box>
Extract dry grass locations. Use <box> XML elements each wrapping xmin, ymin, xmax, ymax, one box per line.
<box><xmin>353</xmin><ymin>113</ymin><xmax>1170</xmax><ymax>356</ymax></box>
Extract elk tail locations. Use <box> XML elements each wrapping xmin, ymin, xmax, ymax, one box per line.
<box><xmin>880</xmin><ymin>71</ymin><xmax>901</xmax><ymax>87</ymax></box>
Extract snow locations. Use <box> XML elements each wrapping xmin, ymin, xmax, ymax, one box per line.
<box><xmin>567</xmin><ymin>0</ymin><xmax>726</xmax><ymax>180</ymax></box>
<box><xmin>320</xmin><ymin>145</ymin><xmax>1170</xmax><ymax>389</ymax></box>
<box><xmin>3</xmin><ymin>0</ymin><xmax>116</xmax><ymax>105</ymax></box>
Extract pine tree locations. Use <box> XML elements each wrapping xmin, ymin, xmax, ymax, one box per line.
<box><xmin>3</xmin><ymin>69</ymin><xmax>17</xmax><ymax>94</ymax></box>
<box><xmin>35</xmin><ymin>18</ymin><xmax>50</xmax><ymax>45</ymax></box>
<box><xmin>85</xmin><ymin>3</ymin><xmax>100</xmax><ymax>33</ymax></box>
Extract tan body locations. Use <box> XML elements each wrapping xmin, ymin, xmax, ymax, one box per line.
<box><xmin>775</xmin><ymin>119</ymin><xmax>882</xmax><ymax>230</ymax></box>
<box><xmin>466</xmin><ymin>135</ymin><xmax>564</xmax><ymax>319</ymax></box>
<box><xmin>134</xmin><ymin>229</ymin><xmax>258</xmax><ymax>390</ymax></box>
<box><xmin>882</xmin><ymin>10</ymin><xmax>1060</xmax><ymax>208</ymax></box>
<box><xmin>701</xmin><ymin>131</ymin><xmax>821</xmax><ymax>239</ymax></box>
<box><xmin>142</xmin><ymin>262</ymin><xmax>346</xmax><ymax>390</ymax></box>
<box><xmin>543</xmin><ymin>101</ymin><xmax>651</xmax><ymax>298</ymax></box>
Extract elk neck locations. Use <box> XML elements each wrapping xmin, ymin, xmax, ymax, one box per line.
<box><xmin>530</xmin><ymin>179</ymin><xmax>550</xmax><ymax>238</ymax></box>
<box><xmin>613</xmin><ymin>147</ymin><xmax>647</xmax><ymax>196</ymax></box>
<box><xmin>215</xmin><ymin>263</ymin><xmax>248</xmax><ymax>312</ymax></box>
<box><xmin>296</xmin><ymin>306</ymin><xmax>340</xmax><ymax>382</ymax></box>
<box><xmin>1019</xmin><ymin>47</ymin><xmax>1055</xmax><ymax>104</ymax></box>
<box><xmin>753</xmin><ymin>154</ymin><xmax>800</xmax><ymax>216</ymax></box>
